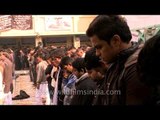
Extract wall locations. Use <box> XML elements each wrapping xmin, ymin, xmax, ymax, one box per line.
<box><xmin>0</xmin><ymin>15</ymin><xmax>97</xmax><ymax>37</ymax></box>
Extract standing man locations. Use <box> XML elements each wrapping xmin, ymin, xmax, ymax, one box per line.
<box><xmin>86</xmin><ymin>15</ymin><xmax>150</xmax><ymax>105</ymax></box>
<box><xmin>0</xmin><ymin>52</ymin><xmax>13</xmax><ymax>105</ymax></box>
<box><xmin>84</xmin><ymin>48</ymin><xmax>108</xmax><ymax>105</ymax></box>
<box><xmin>70</xmin><ymin>58</ymin><xmax>96</xmax><ymax>105</ymax></box>
<box><xmin>35</xmin><ymin>52</ymin><xmax>50</xmax><ymax>105</ymax></box>
<box><xmin>50</xmin><ymin>48</ymin><xmax>65</xmax><ymax>105</ymax></box>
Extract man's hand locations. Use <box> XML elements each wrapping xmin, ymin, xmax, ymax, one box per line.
<box><xmin>36</xmin><ymin>83</ymin><xmax>40</xmax><ymax>89</ymax></box>
<box><xmin>46</xmin><ymin>74</ymin><xmax>50</xmax><ymax>78</ymax></box>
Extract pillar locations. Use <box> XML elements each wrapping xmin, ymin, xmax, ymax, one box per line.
<box><xmin>66</xmin><ymin>36</ymin><xmax>73</xmax><ymax>48</ymax></box>
<box><xmin>73</xmin><ymin>36</ymin><xmax>80</xmax><ymax>49</ymax></box>
<box><xmin>35</xmin><ymin>34</ymin><xmax>43</xmax><ymax>48</ymax></box>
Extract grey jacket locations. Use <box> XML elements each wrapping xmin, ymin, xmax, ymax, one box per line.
<box><xmin>36</xmin><ymin>60</ymin><xmax>48</xmax><ymax>84</ymax></box>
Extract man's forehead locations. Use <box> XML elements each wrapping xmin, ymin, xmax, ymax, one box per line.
<box><xmin>93</xmin><ymin>41</ymin><xmax>104</xmax><ymax>49</ymax></box>
<box><xmin>91</xmin><ymin>37</ymin><xmax>103</xmax><ymax>44</ymax></box>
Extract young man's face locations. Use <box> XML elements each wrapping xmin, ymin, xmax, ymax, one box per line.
<box><xmin>87</xmin><ymin>69</ymin><xmax>103</xmax><ymax>82</ymax></box>
<box><xmin>36</xmin><ymin>56</ymin><xmax>42</xmax><ymax>63</ymax></box>
<box><xmin>64</xmin><ymin>64</ymin><xmax>73</xmax><ymax>73</ymax></box>
<box><xmin>62</xmin><ymin>69</ymin><xmax>70</xmax><ymax>78</ymax></box>
<box><xmin>76</xmin><ymin>50</ymin><xmax>83</xmax><ymax>58</ymax></box>
<box><xmin>72</xmin><ymin>68</ymin><xmax>81</xmax><ymax>79</ymax></box>
<box><xmin>51</xmin><ymin>57</ymin><xmax>61</xmax><ymax>67</ymax></box>
<box><xmin>90</xmin><ymin>35</ymin><xmax>118</xmax><ymax>64</ymax></box>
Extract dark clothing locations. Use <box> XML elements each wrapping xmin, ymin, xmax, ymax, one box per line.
<box><xmin>28</xmin><ymin>56</ymin><xmax>37</xmax><ymax>85</ymax></box>
<box><xmin>45</xmin><ymin>64</ymin><xmax>53</xmax><ymax>85</ymax></box>
<box><xmin>53</xmin><ymin>67</ymin><xmax>64</xmax><ymax>105</ymax></box>
<box><xmin>14</xmin><ymin>51</ymin><xmax>21</xmax><ymax>70</ymax></box>
<box><xmin>45</xmin><ymin>64</ymin><xmax>54</xmax><ymax>99</ymax></box>
<box><xmin>101</xmin><ymin>42</ymin><xmax>150</xmax><ymax>105</ymax></box>
<box><xmin>58</xmin><ymin>69</ymin><xmax>64</xmax><ymax>105</ymax></box>
<box><xmin>92</xmin><ymin>77</ymin><xmax>105</xmax><ymax>105</ymax></box>
<box><xmin>144</xmin><ymin>87</ymin><xmax>160</xmax><ymax>105</ymax></box>
<box><xmin>70</xmin><ymin>73</ymin><xmax>97</xmax><ymax>105</ymax></box>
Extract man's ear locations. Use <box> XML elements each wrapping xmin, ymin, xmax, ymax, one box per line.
<box><xmin>80</xmin><ymin>69</ymin><xmax>84</xmax><ymax>73</ymax></box>
<box><xmin>110</xmin><ymin>34</ymin><xmax>121</xmax><ymax>48</ymax></box>
<box><xmin>80</xmin><ymin>68</ymin><xmax>85</xmax><ymax>74</ymax></box>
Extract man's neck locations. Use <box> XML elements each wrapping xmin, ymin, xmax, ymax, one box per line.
<box><xmin>119</xmin><ymin>42</ymin><xmax>132</xmax><ymax>52</ymax></box>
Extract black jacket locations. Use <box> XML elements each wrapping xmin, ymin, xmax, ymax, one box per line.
<box><xmin>70</xmin><ymin>73</ymin><xmax>97</xmax><ymax>105</ymax></box>
<box><xmin>100</xmin><ymin>42</ymin><xmax>151</xmax><ymax>105</ymax></box>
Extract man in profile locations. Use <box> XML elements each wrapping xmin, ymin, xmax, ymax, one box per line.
<box><xmin>86</xmin><ymin>15</ymin><xmax>150</xmax><ymax>105</ymax></box>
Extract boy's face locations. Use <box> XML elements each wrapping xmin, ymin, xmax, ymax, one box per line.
<box><xmin>87</xmin><ymin>69</ymin><xmax>103</xmax><ymax>82</ymax></box>
<box><xmin>63</xmin><ymin>64</ymin><xmax>73</xmax><ymax>73</ymax></box>
<box><xmin>63</xmin><ymin>69</ymin><xmax>69</xmax><ymax>78</ymax></box>
<box><xmin>51</xmin><ymin>57</ymin><xmax>61</xmax><ymax>67</ymax></box>
<box><xmin>36</xmin><ymin>56</ymin><xmax>42</xmax><ymax>63</ymax></box>
<box><xmin>77</xmin><ymin>50</ymin><xmax>83</xmax><ymax>57</ymax></box>
<box><xmin>72</xmin><ymin>68</ymin><xmax>81</xmax><ymax>79</ymax></box>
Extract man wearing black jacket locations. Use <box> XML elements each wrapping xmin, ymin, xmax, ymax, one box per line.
<box><xmin>86</xmin><ymin>15</ymin><xmax>150</xmax><ymax>105</ymax></box>
<box><xmin>70</xmin><ymin>58</ymin><xmax>96</xmax><ymax>105</ymax></box>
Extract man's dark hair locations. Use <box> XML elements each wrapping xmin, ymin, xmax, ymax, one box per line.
<box><xmin>50</xmin><ymin>48</ymin><xmax>65</xmax><ymax>59</ymax></box>
<box><xmin>72</xmin><ymin>58</ymin><xmax>86</xmax><ymax>73</ymax></box>
<box><xmin>36</xmin><ymin>52</ymin><xmax>46</xmax><ymax>60</ymax></box>
<box><xmin>137</xmin><ymin>34</ymin><xmax>160</xmax><ymax>87</ymax></box>
<box><xmin>84</xmin><ymin>47</ymin><xmax>101</xmax><ymax>70</ymax></box>
<box><xmin>86</xmin><ymin>15</ymin><xmax>132</xmax><ymax>44</ymax></box>
<box><xmin>60</xmin><ymin>56</ymin><xmax>74</xmax><ymax>68</ymax></box>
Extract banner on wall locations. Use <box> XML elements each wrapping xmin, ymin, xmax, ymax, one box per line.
<box><xmin>12</xmin><ymin>15</ymin><xmax>32</xmax><ymax>30</ymax></box>
<box><xmin>45</xmin><ymin>16</ymin><xmax>72</xmax><ymax>31</ymax></box>
<box><xmin>0</xmin><ymin>15</ymin><xmax>12</xmax><ymax>32</ymax></box>
<box><xmin>0</xmin><ymin>15</ymin><xmax>32</xmax><ymax>32</ymax></box>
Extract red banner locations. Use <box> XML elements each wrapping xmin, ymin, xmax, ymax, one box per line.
<box><xmin>12</xmin><ymin>15</ymin><xmax>32</xmax><ymax>30</ymax></box>
<box><xmin>0</xmin><ymin>15</ymin><xmax>12</xmax><ymax>32</ymax></box>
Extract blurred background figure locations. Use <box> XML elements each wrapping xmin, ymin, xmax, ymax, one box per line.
<box><xmin>137</xmin><ymin>34</ymin><xmax>160</xmax><ymax>105</ymax></box>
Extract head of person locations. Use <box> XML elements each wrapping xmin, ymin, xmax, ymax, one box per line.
<box><xmin>84</xmin><ymin>47</ymin><xmax>107</xmax><ymax>82</ymax></box>
<box><xmin>60</xmin><ymin>56</ymin><xmax>74</xmax><ymax>74</ymax></box>
<box><xmin>70</xmin><ymin>52</ymin><xmax>79</xmax><ymax>60</ymax></box>
<box><xmin>45</xmin><ymin>51</ymin><xmax>51</xmax><ymax>64</ymax></box>
<box><xmin>137</xmin><ymin>34</ymin><xmax>160</xmax><ymax>87</ymax></box>
<box><xmin>50</xmin><ymin>48</ymin><xmax>65</xmax><ymax>67</ymax></box>
<box><xmin>76</xmin><ymin>48</ymin><xmax>85</xmax><ymax>58</ymax></box>
<box><xmin>65</xmin><ymin>50</ymin><xmax>72</xmax><ymax>57</ymax></box>
<box><xmin>86</xmin><ymin>15</ymin><xmax>132</xmax><ymax>64</ymax></box>
<box><xmin>72</xmin><ymin>58</ymin><xmax>86</xmax><ymax>79</ymax></box>
<box><xmin>36</xmin><ymin>52</ymin><xmax>46</xmax><ymax>63</ymax></box>
<box><xmin>4</xmin><ymin>48</ymin><xmax>13</xmax><ymax>54</ymax></box>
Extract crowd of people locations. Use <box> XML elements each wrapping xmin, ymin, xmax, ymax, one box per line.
<box><xmin>0</xmin><ymin>15</ymin><xmax>160</xmax><ymax>105</ymax></box>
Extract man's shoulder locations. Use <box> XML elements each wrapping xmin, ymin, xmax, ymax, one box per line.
<box><xmin>125</xmin><ymin>43</ymin><xmax>144</xmax><ymax>68</ymax></box>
